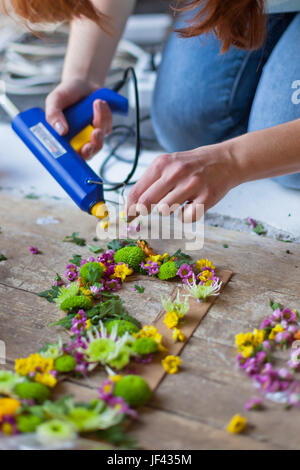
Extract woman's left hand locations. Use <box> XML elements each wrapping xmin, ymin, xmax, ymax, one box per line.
<box><xmin>126</xmin><ymin>142</ymin><xmax>239</xmax><ymax>222</ymax></box>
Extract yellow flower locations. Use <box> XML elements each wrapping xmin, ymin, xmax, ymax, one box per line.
<box><xmin>241</xmin><ymin>345</ymin><xmax>254</xmax><ymax>358</ymax></box>
<box><xmin>195</xmin><ymin>259</ymin><xmax>215</xmax><ymax>271</ymax></box>
<box><xmin>235</xmin><ymin>333</ymin><xmax>247</xmax><ymax>348</ymax></box>
<box><xmin>15</xmin><ymin>354</ymin><xmax>54</xmax><ymax>376</ymax></box>
<box><xmin>198</xmin><ymin>270</ymin><xmax>214</xmax><ymax>283</ymax></box>
<box><xmin>146</xmin><ymin>254</ymin><xmax>164</xmax><ymax>265</ymax></box>
<box><xmin>172</xmin><ymin>328</ymin><xmax>186</xmax><ymax>343</ymax></box>
<box><xmin>252</xmin><ymin>328</ymin><xmax>265</xmax><ymax>346</ymax></box>
<box><xmin>80</xmin><ymin>287</ymin><xmax>92</xmax><ymax>296</ymax></box>
<box><xmin>162</xmin><ymin>355</ymin><xmax>182</xmax><ymax>374</ymax></box>
<box><xmin>110</xmin><ymin>375</ymin><xmax>122</xmax><ymax>383</ymax></box>
<box><xmin>164</xmin><ymin>312</ymin><xmax>179</xmax><ymax>329</ymax></box>
<box><xmin>86</xmin><ymin>319</ymin><xmax>92</xmax><ymax>330</ymax></box>
<box><xmin>99</xmin><ymin>262</ymin><xmax>107</xmax><ymax>273</ymax></box>
<box><xmin>113</xmin><ymin>263</ymin><xmax>133</xmax><ymax>282</ymax></box>
<box><xmin>1</xmin><ymin>422</ymin><xmax>14</xmax><ymax>435</ymax></box>
<box><xmin>269</xmin><ymin>324</ymin><xmax>284</xmax><ymax>341</ymax></box>
<box><xmin>0</xmin><ymin>398</ymin><xmax>21</xmax><ymax>421</ymax></box>
<box><xmin>35</xmin><ymin>372</ymin><xmax>57</xmax><ymax>388</ymax></box>
<box><xmin>226</xmin><ymin>414</ymin><xmax>247</xmax><ymax>434</ymax></box>
<box><xmin>134</xmin><ymin>325</ymin><xmax>167</xmax><ymax>352</ymax></box>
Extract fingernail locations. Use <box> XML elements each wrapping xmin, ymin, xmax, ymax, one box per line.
<box><xmin>54</xmin><ymin>121</ymin><xmax>66</xmax><ymax>136</ymax></box>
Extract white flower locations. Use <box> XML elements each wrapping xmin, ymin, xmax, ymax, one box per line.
<box><xmin>161</xmin><ymin>291</ymin><xmax>190</xmax><ymax>316</ymax></box>
<box><xmin>185</xmin><ymin>276</ymin><xmax>222</xmax><ymax>301</ymax></box>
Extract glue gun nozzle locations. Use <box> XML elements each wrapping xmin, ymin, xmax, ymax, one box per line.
<box><xmin>91</xmin><ymin>202</ymin><xmax>109</xmax><ymax>220</ymax></box>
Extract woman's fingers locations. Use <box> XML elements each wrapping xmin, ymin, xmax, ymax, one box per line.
<box><xmin>180</xmin><ymin>197</ymin><xmax>206</xmax><ymax>223</ymax></box>
<box><xmin>156</xmin><ymin>184</ymin><xmax>197</xmax><ymax>216</ymax></box>
<box><xmin>93</xmin><ymin>99</ymin><xmax>113</xmax><ymax>136</ymax></box>
<box><xmin>46</xmin><ymin>90</ymin><xmax>69</xmax><ymax>136</ymax></box>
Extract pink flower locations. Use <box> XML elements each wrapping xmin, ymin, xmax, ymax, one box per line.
<box><xmin>245</xmin><ymin>397</ymin><xmax>263</xmax><ymax>411</ymax></box>
<box><xmin>177</xmin><ymin>264</ymin><xmax>194</xmax><ymax>279</ymax></box>
<box><xmin>29</xmin><ymin>246</ymin><xmax>39</xmax><ymax>254</ymax></box>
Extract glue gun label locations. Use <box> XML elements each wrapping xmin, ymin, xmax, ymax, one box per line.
<box><xmin>30</xmin><ymin>122</ymin><xmax>67</xmax><ymax>159</ymax></box>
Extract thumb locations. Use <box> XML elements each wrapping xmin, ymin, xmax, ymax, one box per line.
<box><xmin>45</xmin><ymin>90</ymin><xmax>69</xmax><ymax>136</ymax></box>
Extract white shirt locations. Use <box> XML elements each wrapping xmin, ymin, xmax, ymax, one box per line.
<box><xmin>267</xmin><ymin>0</ymin><xmax>300</xmax><ymax>12</ymax></box>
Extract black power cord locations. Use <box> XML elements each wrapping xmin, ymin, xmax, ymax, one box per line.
<box><xmin>99</xmin><ymin>66</ymin><xmax>143</xmax><ymax>192</ymax></box>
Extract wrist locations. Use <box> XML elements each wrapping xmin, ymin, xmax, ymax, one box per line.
<box><xmin>224</xmin><ymin>134</ymin><xmax>254</xmax><ymax>186</ymax></box>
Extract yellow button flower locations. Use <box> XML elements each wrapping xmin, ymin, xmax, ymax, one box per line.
<box><xmin>15</xmin><ymin>354</ymin><xmax>54</xmax><ymax>376</ymax></box>
<box><xmin>35</xmin><ymin>372</ymin><xmax>57</xmax><ymax>388</ymax></box>
<box><xmin>195</xmin><ymin>259</ymin><xmax>215</xmax><ymax>271</ymax></box>
<box><xmin>86</xmin><ymin>319</ymin><xmax>92</xmax><ymax>330</ymax></box>
<box><xmin>134</xmin><ymin>325</ymin><xmax>167</xmax><ymax>352</ymax></box>
<box><xmin>0</xmin><ymin>398</ymin><xmax>21</xmax><ymax>421</ymax></box>
<box><xmin>241</xmin><ymin>345</ymin><xmax>254</xmax><ymax>358</ymax></box>
<box><xmin>162</xmin><ymin>355</ymin><xmax>182</xmax><ymax>374</ymax></box>
<box><xmin>226</xmin><ymin>414</ymin><xmax>247</xmax><ymax>434</ymax></box>
<box><xmin>164</xmin><ymin>312</ymin><xmax>179</xmax><ymax>329</ymax></box>
<box><xmin>172</xmin><ymin>328</ymin><xmax>186</xmax><ymax>343</ymax></box>
<box><xmin>269</xmin><ymin>324</ymin><xmax>284</xmax><ymax>341</ymax></box>
<box><xmin>113</xmin><ymin>263</ymin><xmax>133</xmax><ymax>282</ymax></box>
<box><xmin>110</xmin><ymin>375</ymin><xmax>122</xmax><ymax>383</ymax></box>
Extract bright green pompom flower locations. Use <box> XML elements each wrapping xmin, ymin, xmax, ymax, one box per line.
<box><xmin>0</xmin><ymin>370</ymin><xmax>22</xmax><ymax>396</ymax></box>
<box><xmin>114</xmin><ymin>246</ymin><xmax>145</xmax><ymax>271</ymax></box>
<box><xmin>60</xmin><ymin>295</ymin><xmax>93</xmax><ymax>312</ymax></box>
<box><xmin>54</xmin><ymin>355</ymin><xmax>77</xmax><ymax>373</ymax></box>
<box><xmin>80</xmin><ymin>262</ymin><xmax>104</xmax><ymax>284</ymax></box>
<box><xmin>105</xmin><ymin>319</ymin><xmax>139</xmax><ymax>337</ymax></box>
<box><xmin>14</xmin><ymin>382</ymin><xmax>50</xmax><ymax>403</ymax></box>
<box><xmin>107</xmin><ymin>349</ymin><xmax>131</xmax><ymax>370</ymax></box>
<box><xmin>113</xmin><ymin>375</ymin><xmax>152</xmax><ymax>407</ymax></box>
<box><xmin>36</xmin><ymin>419</ymin><xmax>77</xmax><ymax>445</ymax></box>
<box><xmin>158</xmin><ymin>261</ymin><xmax>178</xmax><ymax>280</ymax></box>
<box><xmin>17</xmin><ymin>415</ymin><xmax>44</xmax><ymax>433</ymax></box>
<box><xmin>85</xmin><ymin>338</ymin><xmax>116</xmax><ymax>363</ymax></box>
<box><xmin>132</xmin><ymin>338</ymin><xmax>158</xmax><ymax>356</ymax></box>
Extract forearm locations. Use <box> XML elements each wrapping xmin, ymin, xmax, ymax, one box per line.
<box><xmin>229</xmin><ymin>119</ymin><xmax>300</xmax><ymax>184</ymax></box>
<box><xmin>62</xmin><ymin>0</ymin><xmax>136</xmax><ymax>86</ymax></box>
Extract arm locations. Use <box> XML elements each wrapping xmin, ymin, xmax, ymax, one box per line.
<box><xmin>46</xmin><ymin>0</ymin><xmax>135</xmax><ymax>160</ymax></box>
<box><xmin>126</xmin><ymin>119</ymin><xmax>300</xmax><ymax>222</ymax></box>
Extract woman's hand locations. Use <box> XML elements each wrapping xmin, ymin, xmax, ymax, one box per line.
<box><xmin>46</xmin><ymin>78</ymin><xmax>112</xmax><ymax>160</ymax></box>
<box><xmin>126</xmin><ymin>143</ymin><xmax>239</xmax><ymax>222</ymax></box>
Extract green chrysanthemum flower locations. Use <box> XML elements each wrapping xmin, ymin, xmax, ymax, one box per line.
<box><xmin>54</xmin><ymin>355</ymin><xmax>77</xmax><ymax>373</ymax></box>
<box><xmin>17</xmin><ymin>414</ymin><xmax>44</xmax><ymax>433</ymax></box>
<box><xmin>80</xmin><ymin>262</ymin><xmax>104</xmax><ymax>284</ymax></box>
<box><xmin>0</xmin><ymin>370</ymin><xmax>23</xmax><ymax>396</ymax></box>
<box><xmin>114</xmin><ymin>246</ymin><xmax>145</xmax><ymax>271</ymax></box>
<box><xmin>36</xmin><ymin>419</ymin><xmax>77</xmax><ymax>445</ymax></box>
<box><xmin>158</xmin><ymin>261</ymin><xmax>178</xmax><ymax>280</ymax></box>
<box><xmin>105</xmin><ymin>320</ymin><xmax>139</xmax><ymax>337</ymax></box>
<box><xmin>107</xmin><ymin>348</ymin><xmax>131</xmax><ymax>370</ymax></box>
<box><xmin>67</xmin><ymin>407</ymin><xmax>106</xmax><ymax>432</ymax></box>
<box><xmin>54</xmin><ymin>283</ymin><xmax>80</xmax><ymax>306</ymax></box>
<box><xmin>114</xmin><ymin>375</ymin><xmax>152</xmax><ymax>407</ymax></box>
<box><xmin>14</xmin><ymin>382</ymin><xmax>50</xmax><ymax>404</ymax></box>
<box><xmin>60</xmin><ymin>295</ymin><xmax>93</xmax><ymax>312</ymax></box>
<box><xmin>132</xmin><ymin>338</ymin><xmax>158</xmax><ymax>355</ymax></box>
<box><xmin>39</xmin><ymin>340</ymin><xmax>63</xmax><ymax>360</ymax></box>
<box><xmin>85</xmin><ymin>338</ymin><xmax>116</xmax><ymax>363</ymax></box>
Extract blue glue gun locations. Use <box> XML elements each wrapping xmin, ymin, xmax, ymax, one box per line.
<box><xmin>10</xmin><ymin>88</ymin><xmax>128</xmax><ymax>219</ymax></box>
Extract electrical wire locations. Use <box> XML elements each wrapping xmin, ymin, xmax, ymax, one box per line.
<box><xmin>99</xmin><ymin>66</ymin><xmax>142</xmax><ymax>192</ymax></box>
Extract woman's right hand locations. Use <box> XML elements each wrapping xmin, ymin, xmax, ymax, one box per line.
<box><xmin>45</xmin><ymin>78</ymin><xmax>113</xmax><ymax>160</ymax></box>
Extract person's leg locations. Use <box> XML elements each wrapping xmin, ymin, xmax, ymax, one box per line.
<box><xmin>152</xmin><ymin>13</ymin><xmax>296</xmax><ymax>153</ymax></box>
<box><xmin>248</xmin><ymin>13</ymin><xmax>300</xmax><ymax>189</ymax></box>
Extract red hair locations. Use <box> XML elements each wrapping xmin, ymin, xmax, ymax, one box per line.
<box><xmin>176</xmin><ymin>0</ymin><xmax>267</xmax><ymax>52</ymax></box>
<box><xmin>1</xmin><ymin>0</ymin><xmax>108</xmax><ymax>29</ymax></box>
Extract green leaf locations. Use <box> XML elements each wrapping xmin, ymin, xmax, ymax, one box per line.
<box><xmin>37</xmin><ymin>286</ymin><xmax>60</xmax><ymax>303</ymax></box>
<box><xmin>0</xmin><ymin>254</ymin><xmax>7</xmax><ymax>261</ymax></box>
<box><xmin>253</xmin><ymin>224</ymin><xmax>266</xmax><ymax>235</ymax></box>
<box><xmin>107</xmin><ymin>239</ymin><xmax>136</xmax><ymax>251</ymax></box>
<box><xmin>25</xmin><ymin>193</ymin><xmax>39</xmax><ymax>200</ymax></box>
<box><xmin>49</xmin><ymin>314</ymin><xmax>76</xmax><ymax>329</ymax></box>
<box><xmin>172</xmin><ymin>249</ymin><xmax>193</xmax><ymax>268</ymax></box>
<box><xmin>86</xmin><ymin>297</ymin><xmax>141</xmax><ymax>329</ymax></box>
<box><xmin>269</xmin><ymin>299</ymin><xmax>283</xmax><ymax>311</ymax></box>
<box><xmin>69</xmin><ymin>254</ymin><xmax>82</xmax><ymax>267</ymax></box>
<box><xmin>134</xmin><ymin>285</ymin><xmax>144</xmax><ymax>294</ymax></box>
<box><xmin>63</xmin><ymin>232</ymin><xmax>86</xmax><ymax>247</ymax></box>
<box><xmin>87</xmin><ymin>244</ymin><xmax>103</xmax><ymax>254</ymax></box>
<box><xmin>223</xmin><ymin>244</ymin><xmax>229</xmax><ymax>249</ymax></box>
<box><xmin>87</xmin><ymin>263</ymin><xmax>102</xmax><ymax>284</ymax></box>
<box><xmin>97</xmin><ymin>424</ymin><xmax>139</xmax><ymax>449</ymax></box>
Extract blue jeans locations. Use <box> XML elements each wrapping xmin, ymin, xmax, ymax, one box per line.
<box><xmin>151</xmin><ymin>12</ymin><xmax>300</xmax><ymax>189</ymax></box>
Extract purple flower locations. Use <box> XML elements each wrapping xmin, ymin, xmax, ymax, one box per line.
<box><xmin>270</xmin><ymin>309</ymin><xmax>281</xmax><ymax>323</ymax></box>
<box><xmin>140</xmin><ymin>261</ymin><xmax>159</xmax><ymax>276</ymax></box>
<box><xmin>177</xmin><ymin>264</ymin><xmax>194</xmax><ymax>279</ymax></box>
<box><xmin>281</xmin><ymin>308</ymin><xmax>297</xmax><ymax>323</ymax></box>
<box><xmin>104</xmin><ymin>279</ymin><xmax>121</xmax><ymax>292</ymax></box>
<box><xmin>90</xmin><ymin>285</ymin><xmax>101</xmax><ymax>298</ymax></box>
<box><xmin>260</xmin><ymin>318</ymin><xmax>273</xmax><ymax>329</ymax></box>
<box><xmin>52</xmin><ymin>274</ymin><xmax>64</xmax><ymax>287</ymax></box>
<box><xmin>99</xmin><ymin>379</ymin><xmax>114</xmax><ymax>400</ymax></box>
<box><xmin>65</xmin><ymin>263</ymin><xmax>78</xmax><ymax>282</ymax></box>
<box><xmin>108</xmin><ymin>396</ymin><xmax>137</xmax><ymax>418</ymax></box>
<box><xmin>245</xmin><ymin>397</ymin><xmax>263</xmax><ymax>411</ymax></box>
<box><xmin>247</xmin><ymin>217</ymin><xmax>257</xmax><ymax>228</ymax></box>
<box><xmin>29</xmin><ymin>246</ymin><xmax>39</xmax><ymax>255</ymax></box>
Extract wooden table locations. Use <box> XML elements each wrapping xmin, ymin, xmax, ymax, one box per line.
<box><xmin>0</xmin><ymin>193</ymin><xmax>300</xmax><ymax>450</ymax></box>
